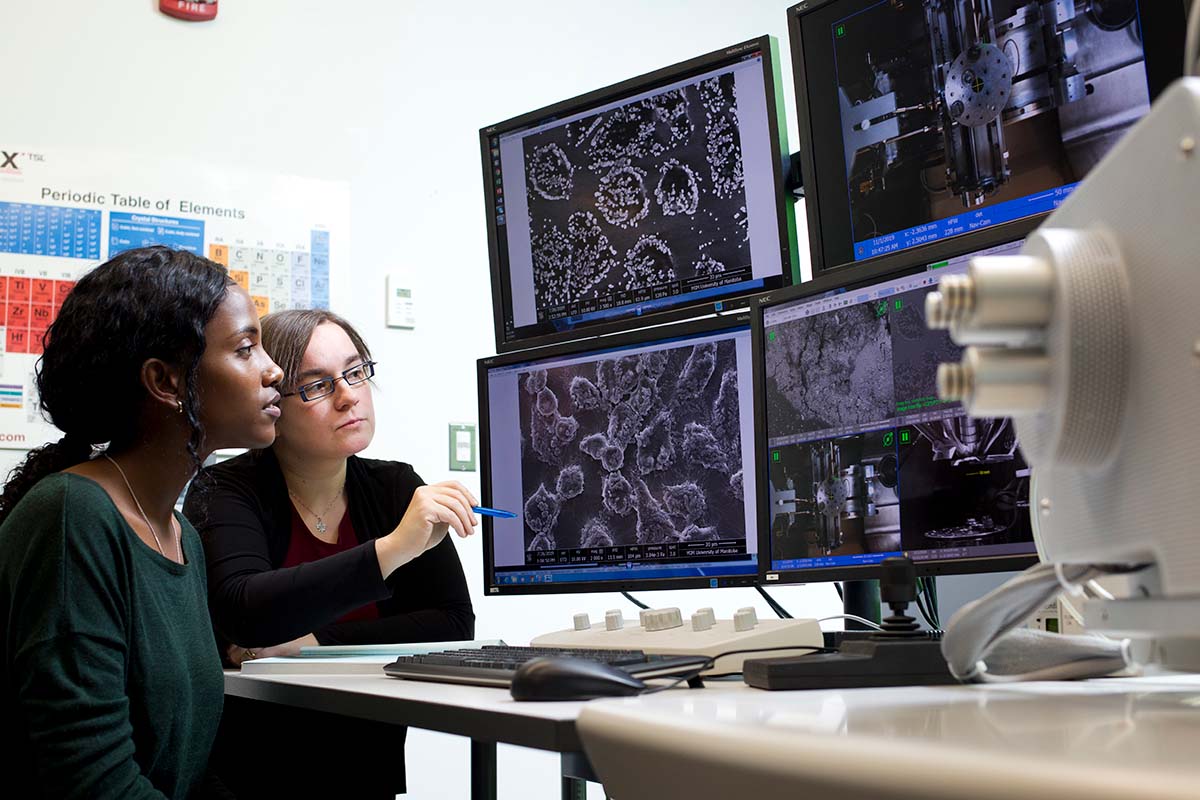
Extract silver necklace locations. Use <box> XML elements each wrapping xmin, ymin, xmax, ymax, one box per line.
<box><xmin>104</xmin><ymin>454</ymin><xmax>182</xmax><ymax>562</ymax></box>
<box><xmin>289</xmin><ymin>483</ymin><xmax>343</xmax><ymax>535</ymax></box>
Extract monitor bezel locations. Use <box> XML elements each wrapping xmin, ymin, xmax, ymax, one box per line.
<box><xmin>785</xmin><ymin>0</ymin><xmax>1187</xmax><ymax>275</ymax></box>
<box><xmin>480</xmin><ymin>35</ymin><xmax>799</xmax><ymax>355</ymax></box>
<box><xmin>478</xmin><ymin>313</ymin><xmax>763</xmax><ymax>596</ymax></box>
<box><xmin>749</xmin><ymin>231</ymin><xmax>1042</xmax><ymax>585</ymax></box>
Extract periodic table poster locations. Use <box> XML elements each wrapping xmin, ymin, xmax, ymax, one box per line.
<box><xmin>0</xmin><ymin>146</ymin><xmax>350</xmax><ymax>450</ymax></box>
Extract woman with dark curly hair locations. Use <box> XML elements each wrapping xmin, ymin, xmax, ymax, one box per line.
<box><xmin>0</xmin><ymin>246</ymin><xmax>284</xmax><ymax>798</ymax></box>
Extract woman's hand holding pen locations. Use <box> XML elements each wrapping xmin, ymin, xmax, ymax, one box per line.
<box><xmin>374</xmin><ymin>481</ymin><xmax>478</xmax><ymax>578</ymax></box>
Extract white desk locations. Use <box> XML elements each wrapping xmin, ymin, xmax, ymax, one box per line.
<box><xmin>577</xmin><ymin>673</ymin><xmax>1200</xmax><ymax>800</ymax></box>
<box><xmin>224</xmin><ymin>671</ymin><xmax>596</xmax><ymax>800</ymax></box>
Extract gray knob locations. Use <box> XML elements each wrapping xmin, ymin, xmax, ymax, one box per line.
<box><xmin>605</xmin><ymin>610</ymin><xmax>624</xmax><ymax>631</ymax></box>
<box><xmin>639</xmin><ymin>609</ymin><xmax>652</xmax><ymax>627</ymax></box>
<box><xmin>573</xmin><ymin>613</ymin><xmax>591</xmax><ymax>631</ymax></box>
<box><xmin>691</xmin><ymin>608</ymin><xmax>716</xmax><ymax>632</ymax></box>
<box><xmin>733</xmin><ymin>608</ymin><xmax>757</xmax><ymax>632</ymax></box>
<box><xmin>736</xmin><ymin>606</ymin><xmax>759</xmax><ymax>626</ymax></box>
<box><xmin>644</xmin><ymin>608</ymin><xmax>684</xmax><ymax>632</ymax></box>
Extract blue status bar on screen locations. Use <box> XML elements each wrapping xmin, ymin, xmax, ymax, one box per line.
<box><xmin>853</xmin><ymin>182</ymin><xmax>1077</xmax><ymax>261</ymax></box>
<box><xmin>554</xmin><ymin>277</ymin><xmax>762</xmax><ymax>329</ymax></box>
<box><xmin>773</xmin><ymin>551</ymin><xmax>901</xmax><ymax>572</ymax></box>
<box><xmin>495</xmin><ymin>560</ymin><xmax>758</xmax><ymax>586</ymax></box>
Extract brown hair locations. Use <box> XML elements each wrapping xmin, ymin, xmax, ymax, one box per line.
<box><xmin>260</xmin><ymin>309</ymin><xmax>371</xmax><ymax>393</ymax></box>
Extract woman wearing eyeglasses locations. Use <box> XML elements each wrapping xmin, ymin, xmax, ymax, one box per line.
<box><xmin>183</xmin><ymin>308</ymin><xmax>476</xmax><ymax>799</ymax></box>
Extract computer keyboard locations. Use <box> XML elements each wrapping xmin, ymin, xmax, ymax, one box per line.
<box><xmin>383</xmin><ymin>644</ymin><xmax>709</xmax><ymax>687</ymax></box>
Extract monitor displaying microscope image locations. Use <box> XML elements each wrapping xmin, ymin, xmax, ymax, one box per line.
<box><xmin>788</xmin><ymin>0</ymin><xmax>1183</xmax><ymax>270</ymax></box>
<box><xmin>481</xmin><ymin>36</ymin><xmax>796</xmax><ymax>353</ymax></box>
<box><xmin>757</xmin><ymin>241</ymin><xmax>1037</xmax><ymax>579</ymax></box>
<box><xmin>479</xmin><ymin>316</ymin><xmax>761</xmax><ymax>594</ymax></box>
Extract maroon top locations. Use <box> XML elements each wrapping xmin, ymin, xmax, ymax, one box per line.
<box><xmin>280</xmin><ymin>505</ymin><xmax>380</xmax><ymax>625</ymax></box>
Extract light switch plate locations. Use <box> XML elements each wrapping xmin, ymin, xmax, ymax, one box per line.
<box><xmin>448</xmin><ymin>423</ymin><xmax>476</xmax><ymax>471</ymax></box>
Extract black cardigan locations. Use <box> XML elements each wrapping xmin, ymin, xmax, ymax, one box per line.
<box><xmin>183</xmin><ymin>448</ymin><xmax>474</xmax><ymax>650</ymax></box>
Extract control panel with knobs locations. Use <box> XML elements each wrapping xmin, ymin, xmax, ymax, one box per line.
<box><xmin>532</xmin><ymin>606</ymin><xmax>822</xmax><ymax>674</ymax></box>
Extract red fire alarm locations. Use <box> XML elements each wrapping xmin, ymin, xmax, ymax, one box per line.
<box><xmin>160</xmin><ymin>0</ymin><xmax>218</xmax><ymax>22</ymax></box>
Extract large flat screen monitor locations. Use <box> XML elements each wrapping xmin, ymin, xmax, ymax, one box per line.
<box><xmin>481</xmin><ymin>36</ymin><xmax>798</xmax><ymax>353</ymax></box>
<box><xmin>479</xmin><ymin>315</ymin><xmax>762</xmax><ymax>594</ymax></box>
<box><xmin>787</xmin><ymin>0</ymin><xmax>1185</xmax><ymax>271</ymax></box>
<box><xmin>753</xmin><ymin>238</ymin><xmax>1039</xmax><ymax>583</ymax></box>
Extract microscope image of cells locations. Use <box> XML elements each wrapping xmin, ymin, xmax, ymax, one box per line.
<box><xmin>634</xmin><ymin>479</ymin><xmax>677</xmax><ymax>544</ymax></box>
<box><xmin>683</xmin><ymin>422</ymin><xmax>728</xmax><ymax>473</ymax></box>
<box><xmin>680</xmin><ymin>524</ymin><xmax>719</xmax><ymax>542</ymax></box>
<box><xmin>556</xmin><ymin>464</ymin><xmax>585</xmax><ymax>500</ymax></box>
<box><xmin>764</xmin><ymin>302</ymin><xmax>895</xmax><ymax>439</ymax></box>
<box><xmin>524</xmin><ymin>484</ymin><xmax>561</xmax><ymax>535</ymax></box>
<box><xmin>569</xmin><ymin>376</ymin><xmax>603</xmax><ymax>411</ymax></box>
<box><xmin>528</xmin><ymin>143</ymin><xmax>575</xmax><ymax>201</ymax></box>
<box><xmin>699</xmin><ymin>74</ymin><xmax>736</xmax><ymax>115</ymax></box>
<box><xmin>528</xmin><ymin>404</ymin><xmax>565</xmax><ymax>464</ymax></box>
<box><xmin>711</xmin><ymin>369</ymin><xmax>741</xmax><ymax>449</ymax></box>
<box><xmin>519</xmin><ymin>338</ymin><xmax>747</xmax><ymax>560</ymax></box>
<box><xmin>694</xmin><ymin>254</ymin><xmax>726</xmax><ymax>277</ymax></box>
<box><xmin>579</xmin><ymin>432</ymin><xmax>608</xmax><ymax>460</ymax></box>
<box><xmin>554</xmin><ymin>415</ymin><xmax>579</xmax><ymax>443</ymax></box>
<box><xmin>519</xmin><ymin>69</ymin><xmax>749</xmax><ymax>321</ymax></box>
<box><xmin>606</xmin><ymin>401</ymin><xmax>641</xmax><ymax>448</ymax></box>
<box><xmin>664</xmin><ymin>481</ymin><xmax>706</xmax><ymax>524</ymax></box>
<box><xmin>602</xmin><ymin>472</ymin><xmax>636</xmax><ymax>517</ymax></box>
<box><xmin>529</xmin><ymin>531</ymin><xmax>556</xmax><ymax>551</ymax></box>
<box><xmin>628</xmin><ymin>373</ymin><xmax>658</xmax><ymax>416</ymax></box>
<box><xmin>655</xmin><ymin>159</ymin><xmax>701</xmax><ymax>216</ymax></box>
<box><xmin>524</xmin><ymin>369</ymin><xmax>548</xmax><ymax>395</ymax></box>
<box><xmin>706</xmin><ymin>112</ymin><xmax>744</xmax><ymax>200</ymax></box>
<box><xmin>635</xmin><ymin>410</ymin><xmax>676</xmax><ymax>474</ymax></box>
<box><xmin>535</xmin><ymin>387</ymin><xmax>559</xmax><ymax>416</ymax></box>
<box><xmin>580</xmin><ymin>517</ymin><xmax>615</xmax><ymax>548</ymax></box>
<box><xmin>595</xmin><ymin>166</ymin><xmax>650</xmax><ymax>228</ymax></box>
<box><xmin>599</xmin><ymin>444</ymin><xmax>625</xmax><ymax>472</ymax></box>
<box><xmin>728</xmin><ymin>469</ymin><xmax>743</xmax><ymax>498</ymax></box>
<box><xmin>638</xmin><ymin>349</ymin><xmax>669</xmax><ymax>379</ymax></box>
<box><xmin>529</xmin><ymin>213</ymin><xmax>618</xmax><ymax>312</ymax></box>
<box><xmin>580</xmin><ymin>103</ymin><xmax>659</xmax><ymax>170</ymax></box>
<box><xmin>622</xmin><ymin>235</ymin><xmax>676</xmax><ymax>291</ymax></box>
<box><xmin>676</xmin><ymin>341</ymin><xmax>717</xmax><ymax>402</ymax></box>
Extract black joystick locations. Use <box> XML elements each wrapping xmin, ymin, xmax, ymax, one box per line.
<box><xmin>878</xmin><ymin>557</ymin><xmax>922</xmax><ymax>636</ymax></box>
<box><xmin>742</xmin><ymin>556</ymin><xmax>958</xmax><ymax>690</ymax></box>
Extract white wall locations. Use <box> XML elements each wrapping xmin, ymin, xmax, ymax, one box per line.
<box><xmin>2</xmin><ymin>2</ymin><xmax>837</xmax><ymax>797</ymax></box>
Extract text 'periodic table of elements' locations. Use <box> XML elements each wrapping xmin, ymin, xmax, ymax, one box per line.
<box><xmin>0</xmin><ymin>148</ymin><xmax>348</xmax><ymax>451</ymax></box>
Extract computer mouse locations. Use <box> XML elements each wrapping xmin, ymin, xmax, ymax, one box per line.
<box><xmin>510</xmin><ymin>657</ymin><xmax>647</xmax><ymax>701</ymax></box>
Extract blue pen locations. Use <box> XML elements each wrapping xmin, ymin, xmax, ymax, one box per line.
<box><xmin>472</xmin><ymin>506</ymin><xmax>517</xmax><ymax>519</ymax></box>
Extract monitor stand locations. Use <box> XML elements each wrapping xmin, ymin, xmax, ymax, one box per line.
<box><xmin>743</xmin><ymin>557</ymin><xmax>957</xmax><ymax>690</ymax></box>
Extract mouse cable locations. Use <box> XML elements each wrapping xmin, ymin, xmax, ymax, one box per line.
<box><xmin>621</xmin><ymin>591</ymin><xmax>649</xmax><ymax>610</ymax></box>
<box><xmin>754</xmin><ymin>585</ymin><xmax>792</xmax><ymax>619</ymax></box>
<box><xmin>641</xmin><ymin>644</ymin><xmax>833</xmax><ymax>695</ymax></box>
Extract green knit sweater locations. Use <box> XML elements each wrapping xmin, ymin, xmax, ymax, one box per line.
<box><xmin>0</xmin><ymin>473</ymin><xmax>223</xmax><ymax>798</ymax></box>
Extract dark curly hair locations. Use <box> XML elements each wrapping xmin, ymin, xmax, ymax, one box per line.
<box><xmin>0</xmin><ymin>246</ymin><xmax>234</xmax><ymax>524</ymax></box>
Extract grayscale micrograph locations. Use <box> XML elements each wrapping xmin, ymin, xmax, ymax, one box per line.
<box><xmin>890</xmin><ymin>285</ymin><xmax>963</xmax><ymax>413</ymax></box>
<box><xmin>522</xmin><ymin>72</ymin><xmax>749</xmax><ymax>313</ymax></box>
<box><xmin>764</xmin><ymin>303</ymin><xmax>895</xmax><ymax>440</ymax></box>
<box><xmin>517</xmin><ymin>340</ymin><xmax>746</xmax><ymax>559</ymax></box>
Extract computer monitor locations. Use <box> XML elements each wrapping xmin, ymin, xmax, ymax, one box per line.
<box><xmin>479</xmin><ymin>315</ymin><xmax>761</xmax><ymax>594</ymax></box>
<box><xmin>787</xmin><ymin>0</ymin><xmax>1185</xmax><ymax>271</ymax></box>
<box><xmin>752</xmin><ymin>238</ymin><xmax>1039</xmax><ymax>583</ymax></box>
<box><xmin>481</xmin><ymin>36</ymin><xmax>798</xmax><ymax>353</ymax></box>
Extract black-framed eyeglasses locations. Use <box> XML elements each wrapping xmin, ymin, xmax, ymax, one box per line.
<box><xmin>282</xmin><ymin>361</ymin><xmax>377</xmax><ymax>402</ymax></box>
